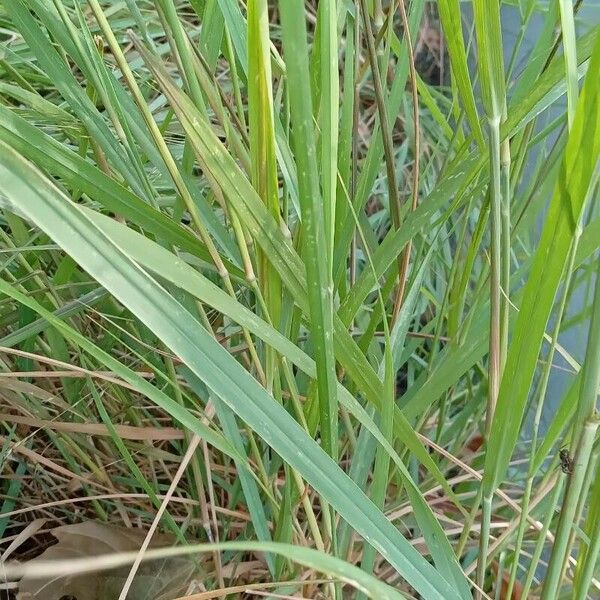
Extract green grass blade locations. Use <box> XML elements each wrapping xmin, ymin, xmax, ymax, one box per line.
<box><xmin>317</xmin><ymin>0</ymin><xmax>339</xmax><ymax>271</ymax></box>
<box><xmin>275</xmin><ymin>0</ymin><xmax>339</xmax><ymax>461</ymax></box>
<box><xmin>438</xmin><ymin>0</ymin><xmax>484</xmax><ymax>147</ymax></box>
<box><xmin>558</xmin><ymin>0</ymin><xmax>579</xmax><ymax>127</ymax></box>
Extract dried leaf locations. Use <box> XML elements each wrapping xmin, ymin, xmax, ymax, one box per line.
<box><xmin>17</xmin><ymin>522</ymin><xmax>198</xmax><ymax>600</ymax></box>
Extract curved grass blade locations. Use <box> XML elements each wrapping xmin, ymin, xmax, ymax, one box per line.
<box><xmin>4</xmin><ymin>540</ymin><xmax>407</xmax><ymax>600</ymax></box>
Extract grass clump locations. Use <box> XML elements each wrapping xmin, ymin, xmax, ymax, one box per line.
<box><xmin>0</xmin><ymin>1</ymin><xmax>598</xmax><ymax>599</ymax></box>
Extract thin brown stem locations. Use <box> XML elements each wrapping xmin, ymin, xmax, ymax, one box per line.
<box><xmin>359</xmin><ymin>0</ymin><xmax>402</xmax><ymax>283</ymax></box>
<box><xmin>391</xmin><ymin>0</ymin><xmax>420</xmax><ymax>325</ymax></box>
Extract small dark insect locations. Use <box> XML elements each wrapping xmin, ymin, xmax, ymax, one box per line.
<box><xmin>559</xmin><ymin>447</ymin><xmax>575</xmax><ymax>475</ymax></box>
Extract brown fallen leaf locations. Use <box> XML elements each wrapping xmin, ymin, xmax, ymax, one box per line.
<box><xmin>16</xmin><ymin>521</ymin><xmax>199</xmax><ymax>600</ymax></box>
